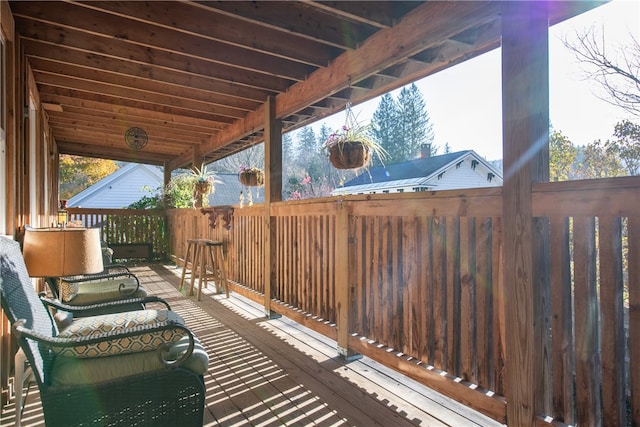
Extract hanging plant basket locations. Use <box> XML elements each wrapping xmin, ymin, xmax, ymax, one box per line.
<box><xmin>328</xmin><ymin>141</ymin><xmax>371</xmax><ymax>169</ymax></box>
<box><xmin>194</xmin><ymin>180</ymin><xmax>213</xmax><ymax>194</ymax></box>
<box><xmin>239</xmin><ymin>168</ymin><xmax>265</xmax><ymax>187</ymax></box>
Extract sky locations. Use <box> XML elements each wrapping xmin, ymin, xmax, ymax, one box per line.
<box><xmin>304</xmin><ymin>0</ymin><xmax>639</xmax><ymax>162</ymax></box>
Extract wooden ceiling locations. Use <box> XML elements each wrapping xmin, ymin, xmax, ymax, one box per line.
<box><xmin>9</xmin><ymin>1</ymin><xmax>603</xmax><ymax>169</ymax></box>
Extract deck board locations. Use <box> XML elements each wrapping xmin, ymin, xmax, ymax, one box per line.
<box><xmin>0</xmin><ymin>263</ymin><xmax>504</xmax><ymax>427</ymax></box>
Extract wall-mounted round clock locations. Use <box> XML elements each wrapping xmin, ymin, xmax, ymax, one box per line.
<box><xmin>125</xmin><ymin>127</ymin><xmax>148</xmax><ymax>150</ymax></box>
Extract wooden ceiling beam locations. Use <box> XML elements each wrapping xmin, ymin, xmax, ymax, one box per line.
<box><xmin>278</xmin><ymin>1</ymin><xmax>498</xmax><ymax>117</ymax></box>
<box><xmin>47</xmin><ymin>111</ymin><xmax>213</xmax><ymax>142</ymax></box>
<box><xmin>11</xmin><ymin>2</ymin><xmax>314</xmax><ymax>81</ymax></box>
<box><xmin>33</xmin><ymin>72</ymin><xmax>247</xmax><ymax>120</ymax></box>
<box><xmin>22</xmin><ymin>39</ymin><xmax>273</xmax><ymax>104</ymax></box>
<box><xmin>170</xmin><ymin>1</ymin><xmax>498</xmax><ymax>169</ymax></box>
<box><xmin>194</xmin><ymin>1</ymin><xmax>374</xmax><ymax>50</ymax></box>
<box><xmin>38</xmin><ymin>94</ymin><xmax>228</xmax><ymax>131</ymax></box>
<box><xmin>53</xmin><ymin>128</ymin><xmax>187</xmax><ymax>154</ymax></box>
<box><xmin>14</xmin><ymin>19</ymin><xmax>293</xmax><ymax>93</ymax></box>
<box><xmin>301</xmin><ymin>1</ymin><xmax>419</xmax><ymax>28</ymax></box>
<box><xmin>29</xmin><ymin>59</ymin><xmax>256</xmax><ymax>116</ymax></box>
<box><xmin>37</xmin><ymin>84</ymin><xmax>236</xmax><ymax>124</ymax></box>
<box><xmin>48</xmin><ymin>117</ymin><xmax>208</xmax><ymax>147</ymax></box>
<box><xmin>52</xmin><ymin>131</ymin><xmax>191</xmax><ymax>158</ymax></box>
<box><xmin>56</xmin><ymin>129</ymin><xmax>190</xmax><ymax>157</ymax></box>
<box><xmin>56</xmin><ymin>140</ymin><xmax>175</xmax><ymax>165</ymax></box>
<box><xmin>76</xmin><ymin>0</ymin><xmax>336</xmax><ymax>68</ymax></box>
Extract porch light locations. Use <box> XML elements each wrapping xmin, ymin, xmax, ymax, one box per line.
<box><xmin>57</xmin><ymin>209</ymin><xmax>67</xmax><ymax>227</ymax></box>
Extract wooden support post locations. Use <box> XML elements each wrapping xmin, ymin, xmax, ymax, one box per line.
<box><xmin>336</xmin><ymin>200</ymin><xmax>360</xmax><ymax>361</ymax></box>
<box><xmin>163</xmin><ymin>161</ymin><xmax>171</xmax><ymax>188</ymax></box>
<box><xmin>501</xmin><ymin>2</ymin><xmax>550</xmax><ymax>425</ymax></box>
<box><xmin>192</xmin><ymin>152</ymin><xmax>204</xmax><ymax>208</ymax></box>
<box><xmin>264</xmin><ymin>96</ymin><xmax>282</xmax><ymax>318</ymax></box>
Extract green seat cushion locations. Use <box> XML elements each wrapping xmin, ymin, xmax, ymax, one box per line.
<box><xmin>53</xmin><ymin>310</ymin><xmax>186</xmax><ymax>358</ymax></box>
<box><xmin>60</xmin><ymin>277</ymin><xmax>145</xmax><ymax>304</ymax></box>
<box><xmin>50</xmin><ymin>335</ymin><xmax>209</xmax><ymax>386</ymax></box>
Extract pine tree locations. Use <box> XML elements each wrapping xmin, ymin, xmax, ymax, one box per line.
<box><xmin>371</xmin><ymin>94</ymin><xmax>399</xmax><ymax>164</ymax></box>
<box><xmin>396</xmin><ymin>83</ymin><xmax>435</xmax><ymax>160</ymax></box>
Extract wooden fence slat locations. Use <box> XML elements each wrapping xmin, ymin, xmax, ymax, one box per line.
<box><xmin>549</xmin><ymin>216</ymin><xmax>574</xmax><ymax>424</ymax></box>
<box><xmin>392</xmin><ymin>216</ymin><xmax>402</xmax><ymax>351</ymax></box>
<box><xmin>476</xmin><ymin>217</ymin><xmax>491</xmax><ymax>389</ymax></box>
<box><xmin>381</xmin><ymin>216</ymin><xmax>391</xmax><ymax>346</ymax></box>
<box><xmin>628</xmin><ymin>217</ymin><xmax>640</xmax><ymax>426</ymax></box>
<box><xmin>491</xmin><ymin>216</ymin><xmax>506</xmax><ymax>396</ymax></box>
<box><xmin>460</xmin><ymin>217</ymin><xmax>474</xmax><ymax>382</ymax></box>
<box><xmin>572</xmin><ymin>216</ymin><xmax>602</xmax><ymax>425</ymax></box>
<box><xmin>422</xmin><ymin>216</ymin><xmax>432</xmax><ymax>364</ymax></box>
<box><xmin>349</xmin><ymin>214</ymin><xmax>361</xmax><ymax>334</ymax></box>
<box><xmin>432</xmin><ymin>216</ymin><xmax>445</xmax><ymax>370</ymax></box>
<box><xmin>446</xmin><ymin>217</ymin><xmax>460</xmax><ymax>374</ymax></box>
<box><xmin>598</xmin><ymin>216</ymin><xmax>625</xmax><ymax>426</ymax></box>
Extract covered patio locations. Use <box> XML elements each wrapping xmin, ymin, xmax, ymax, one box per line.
<box><xmin>1</xmin><ymin>1</ymin><xmax>639</xmax><ymax>426</ymax></box>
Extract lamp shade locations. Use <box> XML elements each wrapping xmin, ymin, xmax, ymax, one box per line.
<box><xmin>23</xmin><ymin>228</ymin><xmax>104</xmax><ymax>277</ymax></box>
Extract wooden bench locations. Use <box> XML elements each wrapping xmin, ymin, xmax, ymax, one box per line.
<box><xmin>109</xmin><ymin>243</ymin><xmax>153</xmax><ymax>262</ymax></box>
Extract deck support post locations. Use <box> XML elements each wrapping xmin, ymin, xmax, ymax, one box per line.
<box><xmin>192</xmin><ymin>152</ymin><xmax>204</xmax><ymax>208</ymax></box>
<box><xmin>501</xmin><ymin>2</ymin><xmax>550</xmax><ymax>425</ymax></box>
<box><xmin>264</xmin><ymin>96</ymin><xmax>282</xmax><ymax>319</ymax></box>
<box><xmin>336</xmin><ymin>200</ymin><xmax>360</xmax><ymax>361</ymax></box>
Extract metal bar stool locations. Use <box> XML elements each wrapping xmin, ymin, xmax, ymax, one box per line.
<box><xmin>179</xmin><ymin>239</ymin><xmax>229</xmax><ymax>301</ymax></box>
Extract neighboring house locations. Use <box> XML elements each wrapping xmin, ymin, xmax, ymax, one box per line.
<box><xmin>331</xmin><ymin>150</ymin><xmax>503</xmax><ymax>196</ymax></box>
<box><xmin>68</xmin><ymin>166</ymin><xmax>265</xmax><ymax>209</ymax></box>
<box><xmin>208</xmin><ymin>173</ymin><xmax>264</xmax><ymax>206</ymax></box>
<box><xmin>67</xmin><ymin>163</ymin><xmax>163</xmax><ymax>208</ymax></box>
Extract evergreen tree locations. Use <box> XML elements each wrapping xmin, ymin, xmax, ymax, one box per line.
<box><xmin>318</xmin><ymin>123</ymin><xmax>332</xmax><ymax>148</ymax></box>
<box><xmin>396</xmin><ymin>83</ymin><xmax>435</xmax><ymax>160</ymax></box>
<box><xmin>371</xmin><ymin>84</ymin><xmax>436</xmax><ymax>164</ymax></box>
<box><xmin>290</xmin><ymin>126</ymin><xmax>332</xmax><ymax>197</ymax></box>
<box><xmin>371</xmin><ymin>94</ymin><xmax>399</xmax><ymax>164</ymax></box>
<box><xmin>297</xmin><ymin>126</ymin><xmax>318</xmax><ymax>154</ymax></box>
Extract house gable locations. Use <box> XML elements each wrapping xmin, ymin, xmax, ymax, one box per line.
<box><xmin>67</xmin><ymin>164</ymin><xmax>163</xmax><ymax>208</ymax></box>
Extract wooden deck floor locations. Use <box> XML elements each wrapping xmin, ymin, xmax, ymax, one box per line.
<box><xmin>1</xmin><ymin>264</ymin><xmax>504</xmax><ymax>427</ymax></box>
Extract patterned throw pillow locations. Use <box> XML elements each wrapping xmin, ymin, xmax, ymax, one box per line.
<box><xmin>53</xmin><ymin>310</ymin><xmax>186</xmax><ymax>358</ymax></box>
<box><xmin>59</xmin><ymin>280</ymin><xmax>79</xmax><ymax>302</ymax></box>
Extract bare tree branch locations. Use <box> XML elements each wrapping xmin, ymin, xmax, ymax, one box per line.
<box><xmin>563</xmin><ymin>26</ymin><xmax>640</xmax><ymax>117</ymax></box>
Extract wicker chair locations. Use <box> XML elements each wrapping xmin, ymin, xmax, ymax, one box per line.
<box><xmin>0</xmin><ymin>237</ymin><xmax>207</xmax><ymax>427</ymax></box>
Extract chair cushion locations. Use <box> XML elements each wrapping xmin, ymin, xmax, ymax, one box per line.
<box><xmin>60</xmin><ymin>277</ymin><xmax>144</xmax><ymax>304</ymax></box>
<box><xmin>53</xmin><ymin>310</ymin><xmax>186</xmax><ymax>358</ymax></box>
<box><xmin>50</xmin><ymin>334</ymin><xmax>209</xmax><ymax>385</ymax></box>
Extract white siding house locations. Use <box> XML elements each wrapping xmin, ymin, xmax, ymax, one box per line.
<box><xmin>67</xmin><ymin>163</ymin><xmax>163</xmax><ymax>208</ymax></box>
<box><xmin>67</xmin><ymin>166</ymin><xmax>264</xmax><ymax>209</ymax></box>
<box><xmin>331</xmin><ymin>150</ymin><xmax>502</xmax><ymax>195</ymax></box>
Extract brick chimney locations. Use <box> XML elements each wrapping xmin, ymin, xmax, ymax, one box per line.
<box><xmin>421</xmin><ymin>143</ymin><xmax>431</xmax><ymax>158</ymax></box>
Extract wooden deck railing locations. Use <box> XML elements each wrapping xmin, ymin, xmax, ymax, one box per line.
<box><xmin>66</xmin><ymin>207</ymin><xmax>169</xmax><ymax>260</ymax></box>
<box><xmin>166</xmin><ymin>177</ymin><xmax>639</xmax><ymax>425</ymax></box>
<box><xmin>2</xmin><ymin>178</ymin><xmax>635</xmax><ymax>424</ymax></box>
